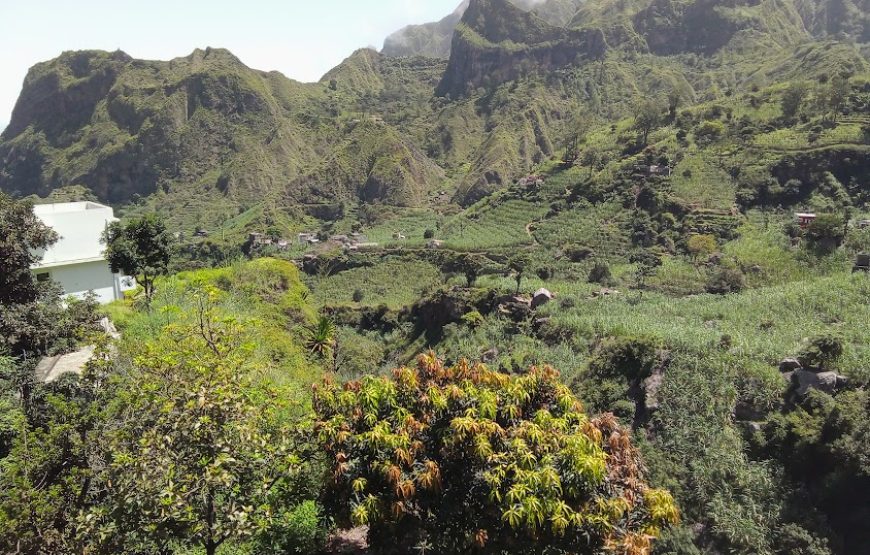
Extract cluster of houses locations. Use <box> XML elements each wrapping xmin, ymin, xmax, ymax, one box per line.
<box><xmin>519</xmin><ymin>175</ymin><xmax>546</xmax><ymax>188</ymax></box>
<box><xmin>296</xmin><ymin>231</ymin><xmax>378</xmax><ymax>252</ymax></box>
<box><xmin>248</xmin><ymin>233</ymin><xmax>291</xmax><ymax>251</ymax></box>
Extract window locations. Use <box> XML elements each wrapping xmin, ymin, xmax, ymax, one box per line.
<box><xmin>36</xmin><ymin>272</ymin><xmax>50</xmax><ymax>283</ymax></box>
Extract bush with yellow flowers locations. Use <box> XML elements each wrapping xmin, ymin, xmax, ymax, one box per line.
<box><xmin>314</xmin><ymin>352</ymin><xmax>678</xmax><ymax>554</ymax></box>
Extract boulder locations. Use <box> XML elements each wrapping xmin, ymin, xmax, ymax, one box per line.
<box><xmin>779</xmin><ymin>357</ymin><xmax>803</xmax><ymax>372</ymax></box>
<box><xmin>531</xmin><ymin>288</ymin><xmax>555</xmax><ymax>309</ymax></box>
<box><xmin>481</xmin><ymin>347</ymin><xmax>499</xmax><ymax>363</ymax></box>
<box><xmin>791</xmin><ymin>370</ymin><xmax>849</xmax><ymax>396</ymax></box>
<box><xmin>492</xmin><ymin>294</ymin><xmax>532</xmax><ymax>321</ymax></box>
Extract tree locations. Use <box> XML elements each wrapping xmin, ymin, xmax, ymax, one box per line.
<box><xmin>305</xmin><ymin>315</ymin><xmax>337</xmax><ymax>359</ymax></box>
<box><xmin>81</xmin><ymin>289</ymin><xmax>309</xmax><ymax>555</ymax></box>
<box><xmin>781</xmin><ymin>82</ymin><xmax>808</xmax><ymax>121</ymax></box>
<box><xmin>0</xmin><ymin>193</ymin><xmax>99</xmax><ymax>360</ymax></box>
<box><xmin>313</xmin><ymin>353</ymin><xmax>679</xmax><ymax>554</ymax></box>
<box><xmin>667</xmin><ymin>90</ymin><xmax>682</xmax><ymax>121</ymax></box>
<box><xmin>0</xmin><ymin>346</ymin><xmax>113</xmax><ymax>555</ymax></box>
<box><xmin>447</xmin><ymin>253</ymin><xmax>487</xmax><ymax>287</ymax></box>
<box><xmin>627</xmin><ymin>250</ymin><xmax>662</xmax><ymax>293</ymax></box>
<box><xmin>686</xmin><ymin>234</ymin><xmax>717</xmax><ymax>263</ymax></box>
<box><xmin>508</xmin><ymin>254</ymin><xmax>531</xmax><ymax>295</ymax></box>
<box><xmin>588</xmin><ymin>261</ymin><xmax>614</xmax><ymax>286</ymax></box>
<box><xmin>805</xmin><ymin>214</ymin><xmax>846</xmax><ymax>254</ymax></box>
<box><xmin>824</xmin><ymin>76</ymin><xmax>850</xmax><ymax>122</ymax></box>
<box><xmin>634</xmin><ymin>100</ymin><xmax>664</xmax><ymax>146</ymax></box>
<box><xmin>103</xmin><ymin>214</ymin><xmax>173</xmax><ymax>306</ymax></box>
<box><xmin>0</xmin><ymin>193</ymin><xmax>57</xmax><ymax>306</ymax></box>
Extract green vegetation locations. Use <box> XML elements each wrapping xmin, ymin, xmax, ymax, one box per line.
<box><xmin>104</xmin><ymin>214</ymin><xmax>173</xmax><ymax>305</ymax></box>
<box><xmin>3</xmin><ymin>0</ymin><xmax>870</xmax><ymax>552</ymax></box>
<box><xmin>315</xmin><ymin>354</ymin><xmax>678</xmax><ymax>553</ymax></box>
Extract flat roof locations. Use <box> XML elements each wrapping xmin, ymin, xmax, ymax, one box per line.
<box><xmin>33</xmin><ymin>201</ymin><xmax>111</xmax><ymax>215</ymax></box>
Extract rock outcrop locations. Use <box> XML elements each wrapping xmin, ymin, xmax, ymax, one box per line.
<box><xmin>436</xmin><ymin>0</ymin><xmax>606</xmax><ymax>99</ymax></box>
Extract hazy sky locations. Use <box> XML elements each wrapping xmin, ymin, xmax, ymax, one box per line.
<box><xmin>0</xmin><ymin>0</ymin><xmax>461</xmax><ymax>129</ymax></box>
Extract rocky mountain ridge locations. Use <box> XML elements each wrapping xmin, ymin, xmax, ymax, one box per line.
<box><xmin>0</xmin><ymin>0</ymin><xmax>867</xmax><ymax>231</ymax></box>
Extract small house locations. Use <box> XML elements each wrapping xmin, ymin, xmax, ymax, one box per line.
<box><xmin>854</xmin><ymin>253</ymin><xmax>870</xmax><ymax>273</ymax></box>
<box><xmin>857</xmin><ymin>220</ymin><xmax>870</xmax><ymax>230</ymax></box>
<box><xmin>31</xmin><ymin>202</ymin><xmax>136</xmax><ymax>304</ymax></box>
<box><xmin>796</xmin><ymin>213</ymin><xmax>817</xmax><ymax>228</ymax></box>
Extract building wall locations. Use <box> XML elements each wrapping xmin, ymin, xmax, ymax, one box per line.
<box><xmin>33</xmin><ymin>202</ymin><xmax>115</xmax><ymax>264</ymax></box>
<box><xmin>33</xmin><ymin>260</ymin><xmax>119</xmax><ymax>304</ymax></box>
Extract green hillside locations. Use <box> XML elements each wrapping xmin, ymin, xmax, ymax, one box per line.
<box><xmin>1</xmin><ymin>0</ymin><xmax>870</xmax><ymax>553</ymax></box>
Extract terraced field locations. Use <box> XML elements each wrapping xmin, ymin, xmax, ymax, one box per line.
<box><xmin>440</xmin><ymin>199</ymin><xmax>548</xmax><ymax>250</ymax></box>
<box><xmin>532</xmin><ymin>202</ymin><xmax>632</xmax><ymax>258</ymax></box>
<box><xmin>669</xmin><ymin>153</ymin><xmax>737</xmax><ymax>210</ymax></box>
<box><xmin>363</xmin><ymin>209</ymin><xmax>440</xmax><ymax>247</ymax></box>
<box><xmin>308</xmin><ymin>259</ymin><xmax>442</xmax><ymax>309</ymax></box>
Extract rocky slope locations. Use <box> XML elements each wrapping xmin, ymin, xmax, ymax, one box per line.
<box><xmin>1</xmin><ymin>0</ymin><xmax>868</xmax><ymax>227</ymax></box>
<box><xmin>382</xmin><ymin>0</ymin><xmax>586</xmax><ymax>59</ymax></box>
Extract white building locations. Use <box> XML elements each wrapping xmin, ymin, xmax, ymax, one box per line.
<box><xmin>30</xmin><ymin>202</ymin><xmax>135</xmax><ymax>304</ymax></box>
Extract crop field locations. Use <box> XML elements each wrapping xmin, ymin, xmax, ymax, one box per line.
<box><xmin>439</xmin><ymin>198</ymin><xmax>547</xmax><ymax>250</ymax></box>
<box><xmin>363</xmin><ymin>209</ymin><xmax>440</xmax><ymax>247</ymax></box>
<box><xmin>541</xmin><ymin>272</ymin><xmax>870</xmax><ymax>381</ymax></box>
<box><xmin>669</xmin><ymin>152</ymin><xmax>737</xmax><ymax>210</ymax></box>
<box><xmin>308</xmin><ymin>259</ymin><xmax>442</xmax><ymax>309</ymax></box>
<box><xmin>752</xmin><ymin>123</ymin><xmax>865</xmax><ymax>151</ymax></box>
<box><xmin>532</xmin><ymin>201</ymin><xmax>632</xmax><ymax>256</ymax></box>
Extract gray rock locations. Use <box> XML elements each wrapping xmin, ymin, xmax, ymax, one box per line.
<box><xmin>531</xmin><ymin>288</ymin><xmax>555</xmax><ymax>309</ymax></box>
<box><xmin>482</xmin><ymin>347</ymin><xmax>499</xmax><ymax>363</ymax></box>
<box><xmin>791</xmin><ymin>370</ymin><xmax>849</xmax><ymax>396</ymax></box>
<box><xmin>779</xmin><ymin>358</ymin><xmax>803</xmax><ymax>372</ymax></box>
<box><xmin>643</xmin><ymin>371</ymin><xmax>665</xmax><ymax>413</ymax></box>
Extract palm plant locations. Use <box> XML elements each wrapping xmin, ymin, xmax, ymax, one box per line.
<box><xmin>305</xmin><ymin>316</ymin><xmax>336</xmax><ymax>359</ymax></box>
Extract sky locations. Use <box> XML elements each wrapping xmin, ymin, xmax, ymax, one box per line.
<box><xmin>0</xmin><ymin>0</ymin><xmax>461</xmax><ymax>130</ymax></box>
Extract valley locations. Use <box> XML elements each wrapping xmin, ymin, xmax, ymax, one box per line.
<box><xmin>1</xmin><ymin>0</ymin><xmax>869</xmax><ymax>554</ymax></box>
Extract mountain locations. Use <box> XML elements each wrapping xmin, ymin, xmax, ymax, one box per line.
<box><xmin>435</xmin><ymin>0</ymin><xmax>606</xmax><ymax>99</ymax></box>
<box><xmin>2</xmin><ymin>1</ymin><xmax>870</xmax><ymax>554</ymax></box>
<box><xmin>382</xmin><ymin>1</ymin><xmax>470</xmax><ymax>59</ymax></box>
<box><xmin>382</xmin><ymin>0</ymin><xmax>586</xmax><ymax>59</ymax></box>
<box><xmin>0</xmin><ymin>47</ymin><xmax>450</xmax><ymax>234</ymax></box>
<box><xmin>0</xmin><ymin>0</ymin><xmax>868</xmax><ymax>223</ymax></box>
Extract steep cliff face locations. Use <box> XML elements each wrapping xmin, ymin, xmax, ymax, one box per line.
<box><xmin>381</xmin><ymin>0</ymin><xmax>586</xmax><ymax>59</ymax></box>
<box><xmin>0</xmin><ymin>48</ymin><xmax>323</xmax><ymax>204</ymax></box>
<box><xmin>383</xmin><ymin>1</ymin><xmax>470</xmax><ymax>59</ymax></box>
<box><xmin>292</xmin><ymin>120</ymin><xmax>446</xmax><ymax>207</ymax></box>
<box><xmin>634</xmin><ymin>0</ymin><xmax>809</xmax><ymax>55</ymax></box>
<box><xmin>796</xmin><ymin>0</ymin><xmax>870</xmax><ymax>42</ymax></box>
<box><xmin>436</xmin><ymin>0</ymin><xmax>606</xmax><ymax>98</ymax></box>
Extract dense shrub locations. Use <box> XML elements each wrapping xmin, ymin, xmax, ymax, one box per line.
<box><xmin>588</xmin><ymin>336</ymin><xmax>659</xmax><ymax>382</ymax></box>
<box><xmin>705</xmin><ymin>268</ymin><xmax>746</xmax><ymax>295</ymax></box>
<box><xmin>805</xmin><ymin>214</ymin><xmax>846</xmax><ymax>254</ymax></box>
<box><xmin>798</xmin><ymin>334</ymin><xmax>844</xmax><ymax>370</ymax></box>
<box><xmin>588</xmin><ymin>262</ymin><xmax>613</xmax><ymax>285</ymax></box>
<box><xmin>563</xmin><ymin>244</ymin><xmax>595</xmax><ymax>262</ymax></box>
<box><xmin>314</xmin><ymin>354</ymin><xmax>678</xmax><ymax>554</ymax></box>
<box><xmin>694</xmin><ymin>120</ymin><xmax>725</xmax><ymax>145</ymax></box>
